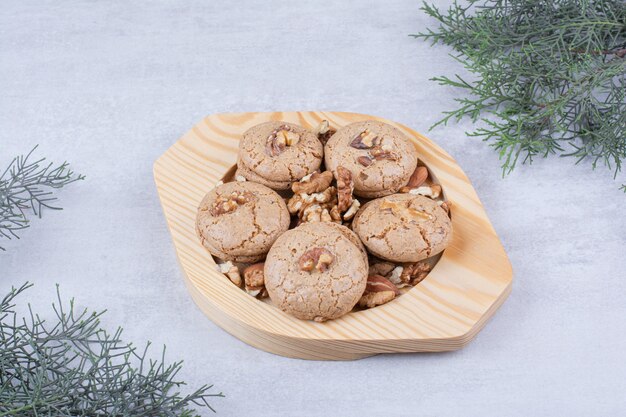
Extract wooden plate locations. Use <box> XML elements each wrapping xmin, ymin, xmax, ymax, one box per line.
<box><xmin>153</xmin><ymin>111</ymin><xmax>513</xmax><ymax>360</ymax></box>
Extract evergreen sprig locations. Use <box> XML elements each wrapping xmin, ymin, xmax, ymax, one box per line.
<box><xmin>0</xmin><ymin>146</ymin><xmax>84</xmax><ymax>250</ymax></box>
<box><xmin>0</xmin><ymin>283</ymin><xmax>223</xmax><ymax>416</ymax></box>
<box><xmin>412</xmin><ymin>0</ymin><xmax>626</xmax><ymax>188</ymax></box>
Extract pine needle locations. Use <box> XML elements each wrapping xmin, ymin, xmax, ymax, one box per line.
<box><xmin>412</xmin><ymin>0</ymin><xmax>626</xmax><ymax>189</ymax></box>
<box><xmin>0</xmin><ymin>283</ymin><xmax>224</xmax><ymax>416</ymax></box>
<box><xmin>0</xmin><ymin>146</ymin><xmax>84</xmax><ymax>250</ymax></box>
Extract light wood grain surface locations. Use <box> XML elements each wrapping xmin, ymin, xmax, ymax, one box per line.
<box><xmin>153</xmin><ymin>111</ymin><xmax>513</xmax><ymax>360</ymax></box>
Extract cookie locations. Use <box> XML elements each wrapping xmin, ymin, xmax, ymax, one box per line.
<box><xmin>237</xmin><ymin>121</ymin><xmax>323</xmax><ymax>190</ymax></box>
<box><xmin>196</xmin><ymin>181</ymin><xmax>290</xmax><ymax>263</ymax></box>
<box><xmin>324</xmin><ymin>120</ymin><xmax>418</xmax><ymax>198</ymax></box>
<box><xmin>352</xmin><ymin>193</ymin><xmax>452</xmax><ymax>262</ymax></box>
<box><xmin>264</xmin><ymin>222</ymin><xmax>369</xmax><ymax>322</ymax></box>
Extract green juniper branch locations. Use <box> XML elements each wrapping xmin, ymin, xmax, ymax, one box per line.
<box><xmin>0</xmin><ymin>283</ymin><xmax>224</xmax><ymax>416</ymax></box>
<box><xmin>412</xmin><ymin>0</ymin><xmax>626</xmax><ymax>189</ymax></box>
<box><xmin>0</xmin><ymin>146</ymin><xmax>84</xmax><ymax>250</ymax></box>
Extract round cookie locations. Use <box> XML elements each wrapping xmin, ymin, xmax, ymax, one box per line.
<box><xmin>237</xmin><ymin>121</ymin><xmax>323</xmax><ymax>190</ymax></box>
<box><xmin>324</xmin><ymin>120</ymin><xmax>418</xmax><ymax>198</ymax></box>
<box><xmin>352</xmin><ymin>193</ymin><xmax>452</xmax><ymax>262</ymax></box>
<box><xmin>264</xmin><ymin>222</ymin><xmax>368</xmax><ymax>322</ymax></box>
<box><xmin>196</xmin><ymin>181</ymin><xmax>290</xmax><ymax>263</ymax></box>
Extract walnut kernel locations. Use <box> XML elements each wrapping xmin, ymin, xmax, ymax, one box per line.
<box><xmin>243</xmin><ymin>263</ymin><xmax>268</xmax><ymax>298</ymax></box>
<box><xmin>350</xmin><ymin>129</ymin><xmax>380</xmax><ymax>149</ymax></box>
<box><xmin>299</xmin><ymin>247</ymin><xmax>335</xmax><ymax>272</ymax></box>
<box><xmin>217</xmin><ymin>261</ymin><xmax>242</xmax><ymax>287</ymax></box>
<box><xmin>210</xmin><ymin>191</ymin><xmax>254</xmax><ymax>216</ymax></box>
<box><xmin>292</xmin><ymin>171</ymin><xmax>333</xmax><ymax>194</ymax></box>
<box><xmin>336</xmin><ymin>166</ymin><xmax>354</xmax><ymax>212</ymax></box>
<box><xmin>266</xmin><ymin>125</ymin><xmax>300</xmax><ymax>156</ymax></box>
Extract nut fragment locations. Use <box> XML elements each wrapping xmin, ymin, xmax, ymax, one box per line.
<box><xmin>350</xmin><ymin>129</ymin><xmax>380</xmax><ymax>149</ymax></box>
<box><xmin>314</xmin><ymin>120</ymin><xmax>336</xmax><ymax>145</ymax></box>
<box><xmin>405</xmin><ymin>166</ymin><xmax>429</xmax><ymax>189</ymax></box>
<box><xmin>287</xmin><ymin>197</ymin><xmax>303</xmax><ymax>214</ymax></box>
<box><xmin>401</xmin><ymin>261</ymin><xmax>432</xmax><ymax>285</ymax></box>
<box><xmin>301</xmin><ymin>203</ymin><xmax>340</xmax><ymax>224</ymax></box>
<box><xmin>369</xmin><ymin>145</ymin><xmax>399</xmax><ymax>161</ymax></box>
<box><xmin>408</xmin><ymin>184</ymin><xmax>442</xmax><ymax>199</ymax></box>
<box><xmin>320</xmin><ymin>208</ymin><xmax>333</xmax><ymax>222</ymax></box>
<box><xmin>246</xmin><ymin>288</ymin><xmax>267</xmax><ymax>298</ymax></box>
<box><xmin>300</xmin><ymin>204</ymin><xmax>323</xmax><ymax>222</ymax></box>
<box><xmin>210</xmin><ymin>190</ymin><xmax>254</xmax><ymax>216</ymax></box>
<box><xmin>369</xmin><ymin>260</ymin><xmax>396</xmax><ymax>277</ymax></box>
<box><xmin>380</xmin><ymin>199</ymin><xmax>431</xmax><ymax>222</ymax></box>
<box><xmin>357</xmin><ymin>156</ymin><xmax>373</xmax><ymax>167</ymax></box>
<box><xmin>336</xmin><ymin>166</ymin><xmax>354</xmax><ymax>212</ymax></box>
<box><xmin>265</xmin><ymin>125</ymin><xmax>300</xmax><ymax>156</ymax></box>
<box><xmin>342</xmin><ymin>198</ymin><xmax>361</xmax><ymax>221</ymax></box>
<box><xmin>235</xmin><ymin>175</ymin><xmax>247</xmax><ymax>182</ymax></box>
<box><xmin>292</xmin><ymin>171</ymin><xmax>333</xmax><ymax>194</ymax></box>
<box><xmin>438</xmin><ymin>200</ymin><xmax>452</xmax><ymax>214</ymax></box>
<box><xmin>243</xmin><ymin>262</ymin><xmax>268</xmax><ymax>298</ymax></box>
<box><xmin>316</xmin><ymin>120</ymin><xmax>330</xmax><ymax>135</ymax></box>
<box><xmin>355</xmin><ymin>145</ymin><xmax>398</xmax><ymax>167</ymax></box>
<box><xmin>217</xmin><ymin>261</ymin><xmax>242</xmax><ymax>287</ymax></box>
<box><xmin>299</xmin><ymin>247</ymin><xmax>335</xmax><ymax>272</ymax></box>
<box><xmin>329</xmin><ymin>205</ymin><xmax>342</xmax><ymax>222</ymax></box>
<box><xmin>358</xmin><ymin>275</ymin><xmax>399</xmax><ymax>308</ymax></box>
<box><xmin>388</xmin><ymin>265</ymin><xmax>404</xmax><ymax>287</ymax></box>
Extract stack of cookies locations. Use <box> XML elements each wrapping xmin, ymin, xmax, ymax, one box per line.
<box><xmin>196</xmin><ymin>120</ymin><xmax>453</xmax><ymax>322</ymax></box>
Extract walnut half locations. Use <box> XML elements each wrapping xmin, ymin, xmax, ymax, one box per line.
<box><xmin>243</xmin><ymin>263</ymin><xmax>268</xmax><ymax>298</ymax></box>
<box><xmin>210</xmin><ymin>191</ymin><xmax>254</xmax><ymax>216</ymax></box>
<box><xmin>266</xmin><ymin>125</ymin><xmax>300</xmax><ymax>156</ymax></box>
<box><xmin>336</xmin><ymin>166</ymin><xmax>354</xmax><ymax>212</ymax></box>
<box><xmin>292</xmin><ymin>171</ymin><xmax>333</xmax><ymax>195</ymax></box>
<box><xmin>299</xmin><ymin>247</ymin><xmax>334</xmax><ymax>272</ymax></box>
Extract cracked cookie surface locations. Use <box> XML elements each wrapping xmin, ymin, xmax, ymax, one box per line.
<box><xmin>196</xmin><ymin>181</ymin><xmax>290</xmax><ymax>263</ymax></box>
<box><xmin>324</xmin><ymin>120</ymin><xmax>418</xmax><ymax>198</ymax></box>
<box><xmin>264</xmin><ymin>222</ymin><xmax>368</xmax><ymax>322</ymax></box>
<box><xmin>237</xmin><ymin>121</ymin><xmax>323</xmax><ymax>190</ymax></box>
<box><xmin>352</xmin><ymin>193</ymin><xmax>452</xmax><ymax>262</ymax></box>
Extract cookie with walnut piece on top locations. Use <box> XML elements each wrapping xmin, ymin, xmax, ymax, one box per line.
<box><xmin>196</xmin><ymin>181</ymin><xmax>290</xmax><ymax>263</ymax></box>
<box><xmin>324</xmin><ymin>120</ymin><xmax>418</xmax><ymax>198</ymax></box>
<box><xmin>352</xmin><ymin>193</ymin><xmax>452</xmax><ymax>263</ymax></box>
<box><xmin>236</xmin><ymin>121</ymin><xmax>323</xmax><ymax>190</ymax></box>
<box><xmin>264</xmin><ymin>222</ymin><xmax>368</xmax><ymax>322</ymax></box>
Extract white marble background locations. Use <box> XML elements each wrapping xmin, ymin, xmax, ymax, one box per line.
<box><xmin>2</xmin><ymin>1</ymin><xmax>625</xmax><ymax>416</ymax></box>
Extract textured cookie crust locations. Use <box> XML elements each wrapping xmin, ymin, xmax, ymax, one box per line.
<box><xmin>324</xmin><ymin>120</ymin><xmax>418</xmax><ymax>198</ymax></box>
<box><xmin>237</xmin><ymin>121</ymin><xmax>323</xmax><ymax>190</ymax></box>
<box><xmin>353</xmin><ymin>193</ymin><xmax>452</xmax><ymax>262</ymax></box>
<box><xmin>264</xmin><ymin>222</ymin><xmax>368</xmax><ymax>322</ymax></box>
<box><xmin>196</xmin><ymin>181</ymin><xmax>290</xmax><ymax>263</ymax></box>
